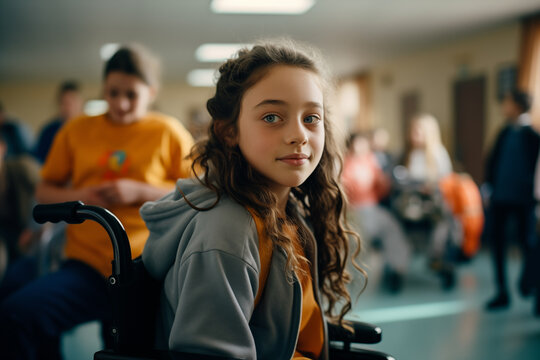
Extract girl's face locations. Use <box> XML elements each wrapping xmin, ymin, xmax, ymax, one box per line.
<box><xmin>103</xmin><ymin>71</ymin><xmax>155</xmax><ymax>125</ymax></box>
<box><xmin>236</xmin><ymin>65</ymin><xmax>325</xmax><ymax>195</ymax></box>
<box><xmin>352</xmin><ymin>136</ymin><xmax>370</xmax><ymax>156</ymax></box>
<box><xmin>410</xmin><ymin>122</ymin><xmax>426</xmax><ymax>149</ymax></box>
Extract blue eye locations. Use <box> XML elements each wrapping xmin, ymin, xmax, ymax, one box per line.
<box><xmin>263</xmin><ymin>114</ymin><xmax>280</xmax><ymax>123</ymax></box>
<box><xmin>304</xmin><ymin>115</ymin><xmax>321</xmax><ymax>124</ymax></box>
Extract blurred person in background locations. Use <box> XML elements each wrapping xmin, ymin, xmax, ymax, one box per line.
<box><xmin>0</xmin><ymin>101</ymin><xmax>34</xmax><ymax>158</ymax></box>
<box><xmin>31</xmin><ymin>81</ymin><xmax>84</xmax><ymax>276</ymax></box>
<box><xmin>0</xmin><ymin>44</ymin><xmax>195</xmax><ymax>360</ymax></box>
<box><xmin>371</xmin><ymin>127</ymin><xmax>397</xmax><ymax>208</ymax></box>
<box><xmin>0</xmin><ymin>134</ymin><xmax>41</xmax><ymax>283</ymax></box>
<box><xmin>342</xmin><ymin>132</ymin><xmax>410</xmax><ymax>293</ymax></box>
<box><xmin>398</xmin><ymin>114</ymin><xmax>457</xmax><ymax>289</ymax></box>
<box><xmin>33</xmin><ymin>80</ymin><xmax>83</xmax><ymax>164</ymax></box>
<box><xmin>484</xmin><ymin>89</ymin><xmax>539</xmax><ymax>311</ymax></box>
<box><xmin>371</xmin><ymin>127</ymin><xmax>396</xmax><ymax>176</ymax></box>
<box><xmin>403</xmin><ymin>114</ymin><xmax>452</xmax><ymax>182</ymax></box>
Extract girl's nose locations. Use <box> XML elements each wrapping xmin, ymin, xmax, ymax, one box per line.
<box><xmin>285</xmin><ymin>118</ymin><xmax>308</xmax><ymax>145</ymax></box>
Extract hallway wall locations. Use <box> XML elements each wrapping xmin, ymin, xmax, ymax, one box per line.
<box><xmin>370</xmin><ymin>22</ymin><xmax>521</xmax><ymax>155</ymax></box>
<box><xmin>0</xmin><ymin>82</ymin><xmax>213</xmax><ymax>132</ymax></box>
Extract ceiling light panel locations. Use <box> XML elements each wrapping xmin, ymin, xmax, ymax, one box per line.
<box><xmin>211</xmin><ymin>0</ymin><xmax>315</xmax><ymax>15</ymax></box>
<box><xmin>187</xmin><ymin>69</ymin><xmax>217</xmax><ymax>87</ymax></box>
<box><xmin>195</xmin><ymin>43</ymin><xmax>251</xmax><ymax>62</ymax></box>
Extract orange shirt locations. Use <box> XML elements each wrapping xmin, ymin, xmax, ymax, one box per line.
<box><xmin>292</xmin><ymin>238</ymin><xmax>324</xmax><ymax>359</ymax></box>
<box><xmin>342</xmin><ymin>153</ymin><xmax>389</xmax><ymax>206</ymax></box>
<box><xmin>250</xmin><ymin>213</ymin><xmax>324</xmax><ymax>359</ymax></box>
<box><xmin>41</xmin><ymin>112</ymin><xmax>194</xmax><ymax>276</ymax></box>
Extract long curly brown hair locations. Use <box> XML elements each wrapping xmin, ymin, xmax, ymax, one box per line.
<box><xmin>187</xmin><ymin>40</ymin><xmax>365</xmax><ymax>323</ymax></box>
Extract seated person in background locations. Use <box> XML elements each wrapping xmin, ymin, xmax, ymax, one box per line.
<box><xmin>371</xmin><ymin>127</ymin><xmax>396</xmax><ymax>176</ymax></box>
<box><xmin>0</xmin><ymin>101</ymin><xmax>34</xmax><ymax>158</ymax></box>
<box><xmin>0</xmin><ymin>134</ymin><xmax>40</xmax><ymax>280</ymax></box>
<box><xmin>33</xmin><ymin>80</ymin><xmax>83</xmax><ymax>164</ymax></box>
<box><xmin>141</xmin><ymin>41</ymin><xmax>365</xmax><ymax>360</ymax></box>
<box><xmin>0</xmin><ymin>44</ymin><xmax>194</xmax><ymax>360</ymax></box>
<box><xmin>404</xmin><ymin>114</ymin><xmax>452</xmax><ymax>182</ymax></box>
<box><xmin>401</xmin><ymin>113</ymin><xmax>457</xmax><ymax>288</ymax></box>
<box><xmin>342</xmin><ymin>132</ymin><xmax>410</xmax><ymax>293</ymax></box>
<box><xmin>370</xmin><ymin>127</ymin><xmax>396</xmax><ymax>207</ymax></box>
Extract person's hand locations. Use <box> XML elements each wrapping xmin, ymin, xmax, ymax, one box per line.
<box><xmin>18</xmin><ymin>228</ymin><xmax>37</xmax><ymax>254</ymax></box>
<box><xmin>96</xmin><ymin>179</ymin><xmax>143</xmax><ymax>206</ymax></box>
<box><xmin>79</xmin><ymin>186</ymin><xmax>110</xmax><ymax>207</ymax></box>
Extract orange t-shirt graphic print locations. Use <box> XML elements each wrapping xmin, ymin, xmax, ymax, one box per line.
<box><xmin>98</xmin><ymin>150</ymin><xmax>131</xmax><ymax>180</ymax></box>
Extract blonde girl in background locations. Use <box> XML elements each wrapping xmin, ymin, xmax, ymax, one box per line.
<box><xmin>400</xmin><ymin>113</ymin><xmax>457</xmax><ymax>289</ymax></box>
<box><xmin>404</xmin><ymin>114</ymin><xmax>452</xmax><ymax>183</ymax></box>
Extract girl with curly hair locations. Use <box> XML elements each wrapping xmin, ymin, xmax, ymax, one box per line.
<box><xmin>141</xmin><ymin>40</ymin><xmax>364</xmax><ymax>359</ymax></box>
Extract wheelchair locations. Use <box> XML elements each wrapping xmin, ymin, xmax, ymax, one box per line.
<box><xmin>33</xmin><ymin>201</ymin><xmax>395</xmax><ymax>360</ymax></box>
<box><xmin>389</xmin><ymin>168</ymin><xmax>461</xmax><ymax>290</ymax></box>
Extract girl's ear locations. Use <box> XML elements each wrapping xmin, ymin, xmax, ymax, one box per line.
<box><xmin>213</xmin><ymin>120</ymin><xmax>238</xmax><ymax>146</ymax></box>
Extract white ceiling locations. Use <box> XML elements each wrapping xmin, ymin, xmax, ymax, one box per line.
<box><xmin>1</xmin><ymin>0</ymin><xmax>540</xmax><ymax>84</ymax></box>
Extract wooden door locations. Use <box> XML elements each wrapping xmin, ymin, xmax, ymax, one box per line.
<box><xmin>454</xmin><ymin>77</ymin><xmax>486</xmax><ymax>183</ymax></box>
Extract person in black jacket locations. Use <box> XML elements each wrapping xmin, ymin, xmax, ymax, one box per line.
<box><xmin>484</xmin><ymin>89</ymin><xmax>540</xmax><ymax>310</ymax></box>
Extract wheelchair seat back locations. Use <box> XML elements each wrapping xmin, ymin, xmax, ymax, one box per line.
<box><xmin>107</xmin><ymin>256</ymin><xmax>161</xmax><ymax>355</ymax></box>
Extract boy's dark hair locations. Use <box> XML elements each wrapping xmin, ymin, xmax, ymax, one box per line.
<box><xmin>59</xmin><ymin>80</ymin><xmax>79</xmax><ymax>94</ymax></box>
<box><xmin>507</xmin><ymin>88</ymin><xmax>531</xmax><ymax>113</ymax></box>
<box><xmin>57</xmin><ymin>80</ymin><xmax>80</xmax><ymax>100</ymax></box>
<box><xmin>104</xmin><ymin>45</ymin><xmax>160</xmax><ymax>88</ymax></box>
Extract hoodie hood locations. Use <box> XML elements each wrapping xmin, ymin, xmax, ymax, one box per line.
<box><xmin>140</xmin><ymin>177</ymin><xmax>219</xmax><ymax>280</ymax></box>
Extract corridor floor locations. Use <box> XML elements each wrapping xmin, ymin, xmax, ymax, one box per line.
<box><xmin>346</xmin><ymin>251</ymin><xmax>540</xmax><ymax>360</ymax></box>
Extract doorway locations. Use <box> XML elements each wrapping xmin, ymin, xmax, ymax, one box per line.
<box><xmin>453</xmin><ymin>76</ymin><xmax>486</xmax><ymax>183</ymax></box>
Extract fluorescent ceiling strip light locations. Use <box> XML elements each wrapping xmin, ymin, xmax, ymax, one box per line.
<box><xmin>211</xmin><ymin>0</ymin><xmax>315</xmax><ymax>14</ymax></box>
<box><xmin>195</xmin><ymin>43</ymin><xmax>252</xmax><ymax>63</ymax></box>
<box><xmin>187</xmin><ymin>69</ymin><xmax>217</xmax><ymax>87</ymax></box>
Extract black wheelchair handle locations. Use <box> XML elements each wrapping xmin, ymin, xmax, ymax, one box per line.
<box><xmin>328</xmin><ymin>320</ymin><xmax>382</xmax><ymax>345</ymax></box>
<box><xmin>33</xmin><ymin>201</ymin><xmax>133</xmax><ymax>282</ymax></box>
<box><xmin>351</xmin><ymin>321</ymin><xmax>382</xmax><ymax>344</ymax></box>
<box><xmin>33</xmin><ymin>201</ymin><xmax>86</xmax><ymax>224</ymax></box>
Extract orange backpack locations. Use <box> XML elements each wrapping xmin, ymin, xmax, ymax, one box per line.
<box><xmin>439</xmin><ymin>173</ymin><xmax>484</xmax><ymax>258</ymax></box>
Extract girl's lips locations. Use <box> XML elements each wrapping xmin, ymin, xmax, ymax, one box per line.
<box><xmin>277</xmin><ymin>153</ymin><xmax>309</xmax><ymax>166</ymax></box>
<box><xmin>280</xmin><ymin>158</ymin><xmax>307</xmax><ymax>166</ymax></box>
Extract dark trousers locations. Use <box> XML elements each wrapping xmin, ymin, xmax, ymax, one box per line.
<box><xmin>0</xmin><ymin>259</ymin><xmax>111</xmax><ymax>360</ymax></box>
<box><xmin>489</xmin><ymin>202</ymin><xmax>537</xmax><ymax>294</ymax></box>
<box><xmin>0</xmin><ymin>255</ymin><xmax>39</xmax><ymax>301</ymax></box>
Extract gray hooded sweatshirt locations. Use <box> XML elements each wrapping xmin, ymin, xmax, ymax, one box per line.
<box><xmin>141</xmin><ymin>178</ymin><xmax>328</xmax><ymax>359</ymax></box>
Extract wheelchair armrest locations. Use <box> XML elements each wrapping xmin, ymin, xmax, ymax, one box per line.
<box><xmin>95</xmin><ymin>349</ymin><xmax>239</xmax><ymax>360</ymax></box>
<box><xmin>328</xmin><ymin>320</ymin><xmax>382</xmax><ymax>345</ymax></box>
<box><xmin>330</xmin><ymin>347</ymin><xmax>396</xmax><ymax>360</ymax></box>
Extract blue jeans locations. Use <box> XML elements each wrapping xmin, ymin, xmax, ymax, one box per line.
<box><xmin>0</xmin><ymin>259</ymin><xmax>111</xmax><ymax>360</ymax></box>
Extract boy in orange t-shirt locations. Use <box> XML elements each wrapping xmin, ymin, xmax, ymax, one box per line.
<box><xmin>0</xmin><ymin>45</ymin><xmax>194</xmax><ymax>359</ymax></box>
